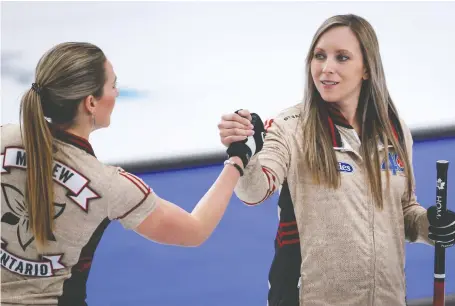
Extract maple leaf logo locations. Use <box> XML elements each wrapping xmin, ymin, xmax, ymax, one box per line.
<box><xmin>1</xmin><ymin>183</ymin><xmax>65</xmax><ymax>251</ymax></box>
<box><xmin>437</xmin><ymin>178</ymin><xmax>445</xmax><ymax>190</ymax></box>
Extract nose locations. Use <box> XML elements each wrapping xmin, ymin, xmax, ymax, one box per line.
<box><xmin>322</xmin><ymin>58</ymin><xmax>335</xmax><ymax>74</ymax></box>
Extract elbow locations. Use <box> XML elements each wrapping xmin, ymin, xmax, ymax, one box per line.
<box><xmin>238</xmin><ymin>191</ymin><xmax>271</xmax><ymax>207</ymax></box>
<box><xmin>142</xmin><ymin>231</ymin><xmax>207</xmax><ymax>248</ymax></box>
<box><xmin>185</xmin><ymin>238</ymin><xmax>205</xmax><ymax>247</ymax></box>
<box><xmin>188</xmin><ymin>224</ymin><xmax>210</xmax><ymax>247</ymax></box>
<box><xmin>178</xmin><ymin>221</ymin><xmax>209</xmax><ymax>247</ymax></box>
<box><xmin>182</xmin><ymin>234</ymin><xmax>207</xmax><ymax>247</ymax></box>
<box><xmin>135</xmin><ymin>219</ymin><xmax>207</xmax><ymax>247</ymax></box>
<box><xmin>241</xmin><ymin>199</ymin><xmax>263</xmax><ymax>207</ymax></box>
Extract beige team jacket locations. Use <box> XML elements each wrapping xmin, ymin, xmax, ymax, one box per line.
<box><xmin>235</xmin><ymin>103</ymin><xmax>432</xmax><ymax>306</ymax></box>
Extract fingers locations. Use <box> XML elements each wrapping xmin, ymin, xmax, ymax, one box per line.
<box><xmin>217</xmin><ymin>120</ymin><xmax>253</xmax><ymax>131</ymax></box>
<box><xmin>218</xmin><ymin>122</ymin><xmax>254</xmax><ymax>147</ymax></box>
<box><xmin>237</xmin><ymin>109</ymin><xmax>252</xmax><ymax>122</ymax></box>
<box><xmin>429</xmin><ymin>232</ymin><xmax>455</xmax><ymax>244</ymax></box>
<box><xmin>222</xmin><ymin>135</ymin><xmax>250</xmax><ymax>146</ymax></box>
<box><xmin>221</xmin><ymin>111</ymin><xmax>252</xmax><ymax>127</ymax></box>
<box><xmin>218</xmin><ymin>110</ymin><xmax>255</xmax><ymax>147</ymax></box>
<box><xmin>219</xmin><ymin>127</ymin><xmax>254</xmax><ymax>137</ymax></box>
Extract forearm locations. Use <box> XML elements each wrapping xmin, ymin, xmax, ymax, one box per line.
<box><xmin>400</xmin><ymin>124</ymin><xmax>433</xmax><ymax>245</ymax></box>
<box><xmin>234</xmin><ymin>155</ymin><xmax>279</xmax><ymax>205</ymax></box>
<box><xmin>190</xmin><ymin>156</ymin><xmax>243</xmax><ymax>244</ymax></box>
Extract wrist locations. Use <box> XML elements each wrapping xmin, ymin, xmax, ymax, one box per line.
<box><xmin>224</xmin><ymin>158</ymin><xmax>244</xmax><ymax>177</ymax></box>
<box><xmin>228</xmin><ymin>156</ymin><xmax>244</xmax><ymax>170</ymax></box>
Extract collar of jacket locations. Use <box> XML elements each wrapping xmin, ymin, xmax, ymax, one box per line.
<box><xmin>319</xmin><ymin>101</ymin><xmax>403</xmax><ymax>149</ymax></box>
<box><xmin>47</xmin><ymin>122</ymin><xmax>96</xmax><ymax>158</ymax></box>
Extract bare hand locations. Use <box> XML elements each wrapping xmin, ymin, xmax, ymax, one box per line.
<box><xmin>217</xmin><ymin>109</ymin><xmax>254</xmax><ymax>147</ymax></box>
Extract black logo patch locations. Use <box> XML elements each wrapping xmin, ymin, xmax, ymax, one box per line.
<box><xmin>1</xmin><ymin>183</ymin><xmax>65</xmax><ymax>251</ymax></box>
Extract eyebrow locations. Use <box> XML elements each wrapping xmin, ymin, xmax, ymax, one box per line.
<box><xmin>314</xmin><ymin>47</ymin><xmax>352</xmax><ymax>54</ymax></box>
<box><xmin>337</xmin><ymin>49</ymin><xmax>352</xmax><ymax>54</ymax></box>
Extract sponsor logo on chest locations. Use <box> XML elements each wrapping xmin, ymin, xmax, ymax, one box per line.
<box><xmin>381</xmin><ymin>152</ymin><xmax>405</xmax><ymax>175</ymax></box>
<box><xmin>338</xmin><ymin>162</ymin><xmax>354</xmax><ymax>173</ymax></box>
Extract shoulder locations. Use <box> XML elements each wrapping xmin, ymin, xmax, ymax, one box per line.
<box><xmin>264</xmin><ymin>102</ymin><xmax>303</xmax><ymax>133</ymax></box>
<box><xmin>396</xmin><ymin>116</ymin><xmax>413</xmax><ymax>146</ymax></box>
<box><xmin>104</xmin><ymin>165</ymin><xmax>152</xmax><ymax>196</ymax></box>
<box><xmin>1</xmin><ymin>124</ymin><xmax>23</xmax><ymax>148</ymax></box>
<box><xmin>56</xmin><ymin>148</ymin><xmax>151</xmax><ymax>197</ymax></box>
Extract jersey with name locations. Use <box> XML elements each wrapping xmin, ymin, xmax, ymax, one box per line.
<box><xmin>1</xmin><ymin>124</ymin><xmax>158</xmax><ymax>305</ymax></box>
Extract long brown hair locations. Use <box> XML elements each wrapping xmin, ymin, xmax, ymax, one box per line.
<box><xmin>20</xmin><ymin>42</ymin><xmax>106</xmax><ymax>250</ymax></box>
<box><xmin>300</xmin><ymin>14</ymin><xmax>413</xmax><ymax>209</ymax></box>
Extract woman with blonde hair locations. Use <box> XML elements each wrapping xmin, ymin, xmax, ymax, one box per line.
<box><xmin>218</xmin><ymin>14</ymin><xmax>454</xmax><ymax>306</ymax></box>
<box><xmin>1</xmin><ymin>42</ymin><xmax>265</xmax><ymax>305</ymax></box>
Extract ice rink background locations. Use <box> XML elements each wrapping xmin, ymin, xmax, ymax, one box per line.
<box><xmin>2</xmin><ymin>2</ymin><xmax>454</xmax><ymax>305</ymax></box>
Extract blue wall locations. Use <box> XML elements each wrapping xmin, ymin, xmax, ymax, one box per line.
<box><xmin>86</xmin><ymin>137</ymin><xmax>455</xmax><ymax>305</ymax></box>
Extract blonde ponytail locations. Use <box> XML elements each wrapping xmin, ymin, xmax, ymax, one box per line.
<box><xmin>20</xmin><ymin>86</ymin><xmax>55</xmax><ymax>250</ymax></box>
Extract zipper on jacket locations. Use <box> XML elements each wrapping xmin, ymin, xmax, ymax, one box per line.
<box><xmin>363</xmin><ymin>164</ymin><xmax>376</xmax><ymax>306</ymax></box>
<box><xmin>371</xmin><ymin>194</ymin><xmax>377</xmax><ymax>306</ymax></box>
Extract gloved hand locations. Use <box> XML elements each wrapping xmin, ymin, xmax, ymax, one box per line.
<box><xmin>226</xmin><ymin>110</ymin><xmax>265</xmax><ymax>168</ymax></box>
<box><xmin>427</xmin><ymin>206</ymin><xmax>455</xmax><ymax>248</ymax></box>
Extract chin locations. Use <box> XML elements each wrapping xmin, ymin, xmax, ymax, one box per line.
<box><xmin>320</xmin><ymin>94</ymin><xmax>340</xmax><ymax>103</ymax></box>
<box><xmin>97</xmin><ymin>122</ymin><xmax>110</xmax><ymax>129</ymax></box>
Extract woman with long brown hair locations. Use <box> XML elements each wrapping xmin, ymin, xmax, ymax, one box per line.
<box><xmin>218</xmin><ymin>14</ymin><xmax>454</xmax><ymax>306</ymax></box>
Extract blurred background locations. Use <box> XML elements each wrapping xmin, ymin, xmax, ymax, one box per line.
<box><xmin>1</xmin><ymin>1</ymin><xmax>454</xmax><ymax>305</ymax></box>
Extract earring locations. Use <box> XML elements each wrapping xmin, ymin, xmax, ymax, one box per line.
<box><xmin>92</xmin><ymin>113</ymin><xmax>97</xmax><ymax>130</ymax></box>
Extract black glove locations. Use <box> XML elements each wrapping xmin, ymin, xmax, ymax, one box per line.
<box><xmin>427</xmin><ymin>206</ymin><xmax>455</xmax><ymax>248</ymax></box>
<box><xmin>226</xmin><ymin>111</ymin><xmax>265</xmax><ymax>168</ymax></box>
